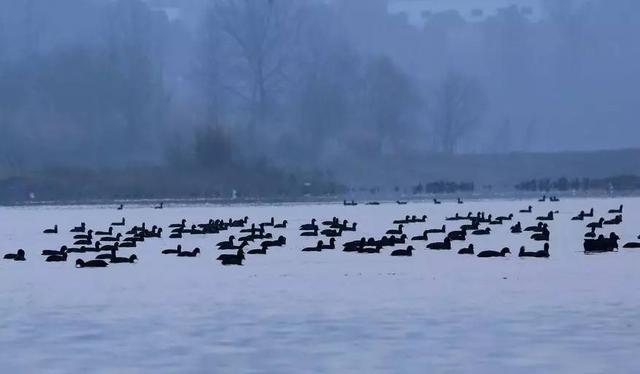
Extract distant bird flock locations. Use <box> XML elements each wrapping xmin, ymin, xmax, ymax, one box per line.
<box><xmin>3</xmin><ymin>196</ymin><xmax>637</xmax><ymax>268</ymax></box>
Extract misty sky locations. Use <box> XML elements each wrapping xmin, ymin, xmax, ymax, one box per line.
<box><xmin>0</xmin><ymin>0</ymin><xmax>638</xmax><ymax>174</ymax></box>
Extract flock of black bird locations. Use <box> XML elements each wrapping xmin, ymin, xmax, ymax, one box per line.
<box><xmin>2</xmin><ymin>198</ymin><xmax>638</xmax><ymax>268</ymax></box>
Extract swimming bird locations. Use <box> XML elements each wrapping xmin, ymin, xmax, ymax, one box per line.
<box><xmin>536</xmin><ymin>211</ymin><xmax>554</xmax><ymax>221</ymax></box>
<box><xmin>608</xmin><ymin>205</ymin><xmax>623</xmax><ymax>214</ymax></box>
<box><xmin>321</xmin><ymin>228</ymin><xmax>343</xmax><ymax>237</ymax></box>
<box><xmin>584</xmin><ymin>233</ymin><xmax>619</xmax><ymax>253</ymax></box>
<box><xmin>587</xmin><ymin>218</ymin><xmax>605</xmax><ymax>229</ymax></box>
<box><xmin>117</xmin><ymin>204</ymin><xmax>124</xmax><ymax>210</ymax></box>
<box><xmin>46</xmin><ymin>252</ymin><xmax>67</xmax><ymax>262</ymax></box>
<box><xmin>604</xmin><ymin>215</ymin><xmax>622</xmax><ymax>225</ymax></box>
<box><xmin>524</xmin><ymin>222</ymin><xmax>545</xmax><ymax>232</ymax></box>
<box><xmin>169</xmin><ymin>219</ymin><xmax>186</xmax><ymax>228</ymax></box>
<box><xmin>111</xmin><ymin>218</ymin><xmax>126</xmax><ymax>226</ymax></box>
<box><xmin>584</xmin><ymin>227</ymin><xmax>596</xmax><ymax>238</ymax></box>
<box><xmin>162</xmin><ymin>245</ymin><xmax>182</xmax><ymax>255</ymax></box>
<box><xmin>519</xmin><ymin>243</ymin><xmax>550</xmax><ymax>258</ymax></box>
<box><xmin>302</xmin><ymin>241</ymin><xmax>323</xmax><ymax>252</ymax></box>
<box><xmin>472</xmin><ymin>227</ymin><xmax>491</xmax><ymax>235</ymax></box>
<box><xmin>218</xmin><ymin>249</ymin><xmax>246</xmax><ymax>262</ymax></box>
<box><xmin>110</xmin><ymin>254</ymin><xmax>138</xmax><ymax>264</ymax></box>
<box><xmin>220</xmin><ymin>252</ymin><xmax>244</xmax><ymax>265</ymax></box>
<box><xmin>447</xmin><ymin>229</ymin><xmax>466</xmax><ymax>241</ymax></box>
<box><xmin>100</xmin><ymin>233</ymin><xmax>122</xmax><ymax>242</ymax></box>
<box><xmin>75</xmin><ymin>259</ymin><xmax>108</xmax><ymax>268</ymax></box>
<box><xmin>155</xmin><ymin>202</ymin><xmax>163</xmax><ymax>209</ymax></box>
<box><xmin>261</xmin><ymin>217</ymin><xmax>275</xmax><ymax>227</ymax></box>
<box><xmin>274</xmin><ymin>220</ymin><xmax>288</xmax><ymax>228</ymax></box>
<box><xmin>457</xmin><ymin>197</ymin><xmax>463</xmax><ymax>204</ymax></box>
<box><xmin>433</xmin><ymin>198</ymin><xmax>441</xmax><ymax>204</ymax></box>
<box><xmin>425</xmin><ymin>225</ymin><xmax>446</xmax><ymax>234</ymax></box>
<box><xmin>43</xmin><ymin>225</ymin><xmax>58</xmax><ymax>234</ymax></box>
<box><xmin>394</xmin><ymin>215</ymin><xmax>411</xmax><ymax>224</ymax></box>
<box><xmin>177</xmin><ymin>248</ymin><xmax>200</xmax><ymax>257</ymax></box>
<box><xmin>95</xmin><ymin>227</ymin><xmax>113</xmax><ymax>236</ymax></box>
<box><xmin>70</xmin><ymin>222</ymin><xmax>86</xmax><ymax>233</ymax></box>
<box><xmin>495</xmin><ymin>214</ymin><xmax>514</xmax><ymax>222</ymax></box>
<box><xmin>519</xmin><ymin>206</ymin><xmax>532</xmax><ymax>213</ymax></box>
<box><xmin>321</xmin><ymin>238</ymin><xmax>336</xmax><ymax>250</ymax></box>
<box><xmin>623</xmin><ymin>241</ymin><xmax>640</xmax><ymax>248</ymax></box>
<box><xmin>386</xmin><ymin>224</ymin><xmax>403</xmax><ymax>235</ymax></box>
<box><xmin>247</xmin><ymin>246</ymin><xmax>267</xmax><ymax>254</ymax></box>
<box><xmin>73</xmin><ymin>230</ymin><xmax>93</xmax><ymax>240</ymax></box>
<box><xmin>458</xmin><ymin>244</ymin><xmax>474</xmax><ymax>255</ymax></box>
<box><xmin>300</xmin><ymin>219</ymin><xmax>318</xmax><ymax>231</ymax></box>
<box><xmin>391</xmin><ymin>246</ymin><xmax>414</xmax><ymax>256</ymax></box>
<box><xmin>584</xmin><ymin>208</ymin><xmax>594</xmax><ymax>217</ymax></box>
<box><xmin>477</xmin><ymin>248</ymin><xmax>511</xmax><ymax>258</ymax></box>
<box><xmin>411</xmin><ymin>231</ymin><xmax>429</xmax><ymax>241</ymax></box>
<box><xmin>510</xmin><ymin>222</ymin><xmax>522</xmax><ymax>233</ymax></box>
<box><xmin>531</xmin><ymin>227</ymin><xmax>550</xmax><ymax>241</ymax></box>
<box><xmin>239</xmin><ymin>232</ymin><xmax>272</xmax><ymax>242</ymax></box>
<box><xmin>42</xmin><ymin>246</ymin><xmax>67</xmax><ymax>256</ymax></box>
<box><xmin>4</xmin><ymin>249</ymin><xmax>25</xmax><ymax>261</ymax></box>
<box><xmin>571</xmin><ymin>211</ymin><xmax>585</xmax><ymax>221</ymax></box>
<box><xmin>261</xmin><ymin>236</ymin><xmax>286</xmax><ymax>249</ymax></box>
<box><xmin>396</xmin><ymin>200</ymin><xmax>408</xmax><ymax>205</ymax></box>
<box><xmin>427</xmin><ymin>237</ymin><xmax>451</xmax><ymax>250</ymax></box>
<box><xmin>300</xmin><ymin>228</ymin><xmax>318</xmax><ymax>237</ymax></box>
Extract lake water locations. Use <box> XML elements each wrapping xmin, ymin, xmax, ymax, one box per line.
<box><xmin>1</xmin><ymin>197</ymin><xmax>639</xmax><ymax>373</ymax></box>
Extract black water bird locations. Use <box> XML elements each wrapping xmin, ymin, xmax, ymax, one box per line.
<box><xmin>261</xmin><ymin>236</ymin><xmax>286</xmax><ymax>249</ymax></box>
<box><xmin>604</xmin><ymin>215</ymin><xmax>622</xmax><ymax>225</ymax></box>
<box><xmin>425</xmin><ymin>225</ymin><xmax>446</xmax><ymax>234</ymax></box>
<box><xmin>177</xmin><ymin>248</ymin><xmax>200</xmax><ymax>257</ymax></box>
<box><xmin>95</xmin><ymin>227</ymin><xmax>113</xmax><ymax>236</ymax></box>
<box><xmin>162</xmin><ymin>245</ymin><xmax>182</xmax><ymax>255</ymax></box>
<box><xmin>608</xmin><ymin>205</ymin><xmax>623</xmax><ymax>214</ymax></box>
<box><xmin>43</xmin><ymin>225</ymin><xmax>58</xmax><ymax>234</ymax></box>
<box><xmin>4</xmin><ymin>249</ymin><xmax>25</xmax><ymax>261</ymax></box>
<box><xmin>391</xmin><ymin>246</ymin><xmax>413</xmax><ymax>256</ymax></box>
<box><xmin>472</xmin><ymin>227</ymin><xmax>491</xmax><ymax>235</ymax></box>
<box><xmin>70</xmin><ymin>222</ymin><xmax>86</xmax><ymax>233</ymax></box>
<box><xmin>584</xmin><ymin>233</ymin><xmax>619</xmax><ymax>253</ymax></box>
<box><xmin>46</xmin><ymin>252</ymin><xmax>67</xmax><ymax>262</ymax></box>
<box><xmin>587</xmin><ymin>218</ymin><xmax>605</xmax><ymax>229</ymax></box>
<box><xmin>477</xmin><ymin>248</ymin><xmax>511</xmax><ymax>258</ymax></box>
<box><xmin>536</xmin><ymin>211</ymin><xmax>554</xmax><ymax>221</ymax></box>
<box><xmin>42</xmin><ymin>246</ymin><xmax>67</xmax><ymax>256</ymax></box>
<box><xmin>300</xmin><ymin>219</ymin><xmax>318</xmax><ymax>231</ymax></box>
<box><xmin>110</xmin><ymin>254</ymin><xmax>138</xmax><ymax>264</ymax></box>
<box><xmin>458</xmin><ymin>244</ymin><xmax>474</xmax><ymax>255</ymax></box>
<box><xmin>274</xmin><ymin>220</ymin><xmax>288</xmax><ymax>228</ymax></box>
<box><xmin>76</xmin><ymin>259</ymin><xmax>108</xmax><ymax>268</ymax></box>
<box><xmin>302</xmin><ymin>241</ymin><xmax>323</xmax><ymax>252</ymax></box>
<box><xmin>300</xmin><ymin>228</ymin><xmax>318</xmax><ymax>237</ymax></box>
<box><xmin>427</xmin><ymin>237</ymin><xmax>451</xmax><ymax>250</ymax></box>
<box><xmin>169</xmin><ymin>219</ymin><xmax>186</xmax><ymax>228</ymax></box>
<box><xmin>411</xmin><ymin>231</ymin><xmax>429</xmax><ymax>241</ymax></box>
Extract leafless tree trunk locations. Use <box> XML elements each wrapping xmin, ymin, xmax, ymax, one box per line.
<box><xmin>430</xmin><ymin>72</ymin><xmax>487</xmax><ymax>154</ymax></box>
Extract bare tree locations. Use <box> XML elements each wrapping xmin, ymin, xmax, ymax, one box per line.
<box><xmin>430</xmin><ymin>72</ymin><xmax>487</xmax><ymax>154</ymax></box>
<box><xmin>213</xmin><ymin>0</ymin><xmax>301</xmax><ymax>131</ymax></box>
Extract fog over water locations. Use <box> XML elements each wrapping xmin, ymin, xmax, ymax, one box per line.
<box><xmin>0</xmin><ymin>0</ymin><xmax>637</xmax><ymax>194</ymax></box>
